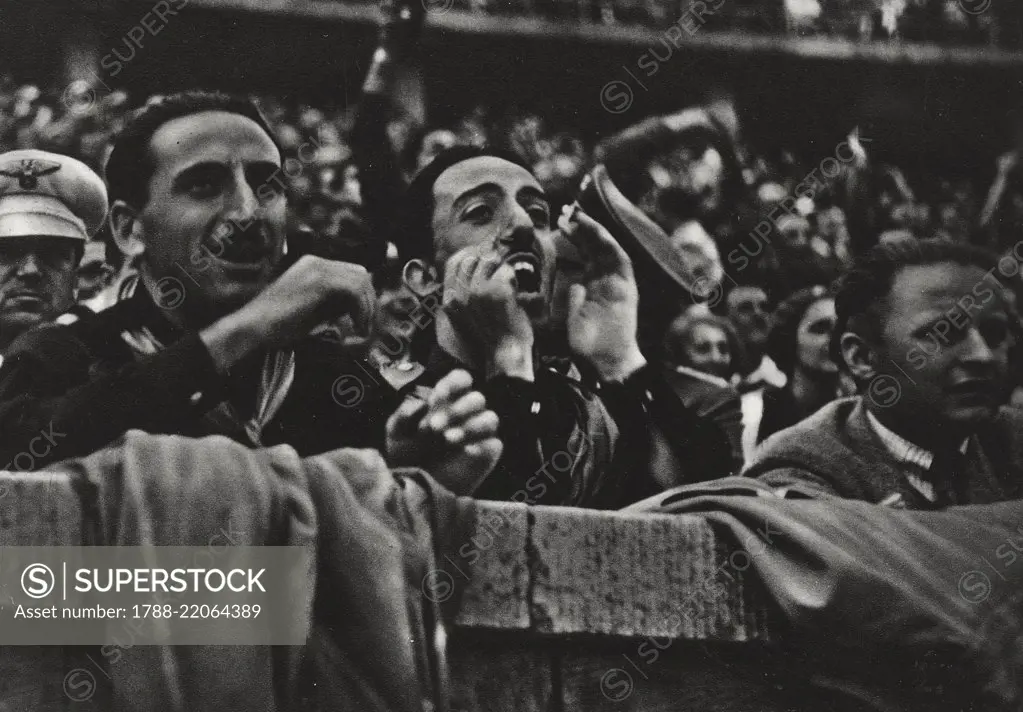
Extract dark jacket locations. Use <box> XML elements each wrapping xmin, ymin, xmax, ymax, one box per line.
<box><xmin>745</xmin><ymin>397</ymin><xmax>1023</xmax><ymax>508</ymax></box>
<box><xmin>630</xmin><ymin>477</ymin><xmax>1023</xmax><ymax>711</ymax></box>
<box><xmin>403</xmin><ymin>349</ymin><xmax>736</xmax><ymax>509</ymax></box>
<box><xmin>663</xmin><ymin>365</ymin><xmax>745</xmax><ymax>476</ymax></box>
<box><xmin>755</xmin><ymin>385</ymin><xmax>809</xmax><ymax>446</ymax></box>
<box><xmin>0</xmin><ymin>288</ymin><xmax>399</xmax><ymax>470</ymax></box>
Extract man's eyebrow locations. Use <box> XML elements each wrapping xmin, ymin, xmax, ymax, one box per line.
<box><xmin>517</xmin><ymin>185</ymin><xmax>549</xmax><ymax>205</ymax></box>
<box><xmin>452</xmin><ymin>183</ymin><xmax>502</xmax><ymax>213</ymax></box>
<box><xmin>246</xmin><ymin>159</ymin><xmax>282</xmax><ymax>176</ymax></box>
<box><xmin>171</xmin><ymin>161</ymin><xmax>228</xmax><ymax>189</ymax></box>
<box><xmin>172</xmin><ymin>159</ymin><xmax>280</xmax><ymax>189</ymax></box>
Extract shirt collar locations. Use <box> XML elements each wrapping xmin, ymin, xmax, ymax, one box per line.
<box><xmin>745</xmin><ymin>355</ymin><xmax>787</xmax><ymax>390</ymax></box>
<box><xmin>865</xmin><ymin>410</ymin><xmax>969</xmax><ymax>468</ymax></box>
<box><xmin>121</xmin><ymin>276</ymin><xmax>187</xmax><ymax>346</ymax></box>
<box><xmin>865</xmin><ymin>409</ymin><xmax>969</xmax><ymax>503</ymax></box>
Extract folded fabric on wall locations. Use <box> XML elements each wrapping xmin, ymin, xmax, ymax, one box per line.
<box><xmin>628</xmin><ymin>478</ymin><xmax>1023</xmax><ymax>711</ymax></box>
<box><xmin>51</xmin><ymin>430</ymin><xmax>476</xmax><ymax>712</ymax></box>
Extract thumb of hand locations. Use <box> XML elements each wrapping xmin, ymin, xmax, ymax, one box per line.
<box><xmin>567</xmin><ymin>283</ymin><xmax>586</xmax><ymax>319</ymax></box>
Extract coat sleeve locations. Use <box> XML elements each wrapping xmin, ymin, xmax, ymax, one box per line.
<box><xmin>678</xmin><ymin>378</ymin><xmax>746</xmax><ymax>475</ymax></box>
<box><xmin>753</xmin><ymin>466</ymin><xmax>841</xmax><ymax>498</ymax></box>
<box><xmin>0</xmin><ymin>325</ymin><xmax>226</xmax><ymax>470</ymax></box>
<box><xmin>598</xmin><ymin>364</ymin><xmax>737</xmax><ymax>491</ymax></box>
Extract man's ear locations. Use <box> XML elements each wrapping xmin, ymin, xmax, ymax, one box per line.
<box><xmin>109</xmin><ymin>201</ymin><xmax>145</xmax><ymax>260</ymax></box>
<box><xmin>840</xmin><ymin>331</ymin><xmax>878</xmax><ymax>383</ymax></box>
<box><xmin>402</xmin><ymin>258</ymin><xmax>441</xmax><ymax>298</ymax></box>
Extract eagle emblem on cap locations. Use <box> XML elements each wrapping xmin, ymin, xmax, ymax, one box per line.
<box><xmin>0</xmin><ymin>158</ymin><xmax>61</xmax><ymax>190</ymax></box>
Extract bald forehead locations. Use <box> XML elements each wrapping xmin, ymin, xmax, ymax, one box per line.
<box><xmin>432</xmin><ymin>156</ymin><xmax>542</xmax><ymax>206</ymax></box>
<box><xmin>148</xmin><ymin>110</ymin><xmax>280</xmax><ymax>169</ymax></box>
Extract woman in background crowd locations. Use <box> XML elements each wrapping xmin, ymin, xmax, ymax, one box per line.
<box><xmin>663</xmin><ymin>310</ymin><xmax>743</xmax><ymax>384</ymax></box>
<box><xmin>741</xmin><ymin>284</ymin><xmax>840</xmax><ymax>460</ymax></box>
<box><xmin>661</xmin><ymin>309</ymin><xmax>747</xmax><ymax>474</ymax></box>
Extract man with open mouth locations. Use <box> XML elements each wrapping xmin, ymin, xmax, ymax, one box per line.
<box><xmin>0</xmin><ymin>92</ymin><xmax>501</xmax><ymax>484</ymax></box>
<box><xmin>394</xmin><ymin>146</ymin><xmax>734</xmax><ymax>506</ymax></box>
<box><xmin>0</xmin><ymin>149</ymin><xmax>107</xmax><ymax>362</ymax></box>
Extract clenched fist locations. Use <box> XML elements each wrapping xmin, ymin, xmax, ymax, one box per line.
<box><xmin>200</xmin><ymin>255</ymin><xmax>375</xmax><ymax>372</ymax></box>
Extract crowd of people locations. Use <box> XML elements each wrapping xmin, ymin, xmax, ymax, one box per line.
<box><xmin>327</xmin><ymin>0</ymin><xmax>1001</xmax><ymax>45</ymax></box>
<box><xmin>4</xmin><ymin>0</ymin><xmax>1023</xmax><ymax>707</ymax></box>
<box><xmin>3</xmin><ymin>0</ymin><xmax>1023</xmax><ymax>497</ymax></box>
<box><xmin>2</xmin><ymin>44</ymin><xmax>1022</xmax><ymax>497</ymax></box>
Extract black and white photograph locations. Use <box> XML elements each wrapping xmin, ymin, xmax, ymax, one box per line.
<box><xmin>2</xmin><ymin>0</ymin><xmax>1023</xmax><ymax>709</ymax></box>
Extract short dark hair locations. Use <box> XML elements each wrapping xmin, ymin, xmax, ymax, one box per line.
<box><xmin>393</xmin><ymin>145</ymin><xmax>532</xmax><ymax>264</ymax></box>
<box><xmin>831</xmin><ymin>237</ymin><xmax>1001</xmax><ymax>365</ymax></box>
<box><xmin>102</xmin><ymin>91</ymin><xmax>281</xmax><ymax>266</ymax></box>
<box><xmin>105</xmin><ymin>91</ymin><xmax>280</xmax><ymax>212</ymax></box>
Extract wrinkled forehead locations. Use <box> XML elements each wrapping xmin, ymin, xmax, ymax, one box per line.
<box><xmin>431</xmin><ymin>157</ymin><xmax>543</xmax><ymax>211</ymax></box>
<box><xmin>885</xmin><ymin>262</ymin><xmax>1008</xmax><ymax>321</ymax></box>
<box><xmin>148</xmin><ymin>110</ymin><xmax>281</xmax><ymax>174</ymax></box>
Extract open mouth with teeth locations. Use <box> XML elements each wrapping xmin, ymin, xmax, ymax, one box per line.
<box><xmin>504</xmin><ymin>252</ymin><xmax>543</xmax><ymax>294</ymax></box>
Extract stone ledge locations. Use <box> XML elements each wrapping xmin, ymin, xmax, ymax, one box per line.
<box><xmin>0</xmin><ymin>473</ymin><xmax>774</xmax><ymax>642</ymax></box>
<box><xmin>451</xmin><ymin>503</ymin><xmax>773</xmax><ymax>641</ymax></box>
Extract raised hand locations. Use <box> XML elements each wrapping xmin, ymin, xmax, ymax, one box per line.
<box><xmin>441</xmin><ymin>249</ymin><xmax>535</xmax><ymax>381</ymax></box>
<box><xmin>386</xmin><ymin>369</ymin><xmax>502</xmax><ymax>494</ymax></box>
<box><xmin>199</xmin><ymin>255</ymin><xmax>375</xmax><ymax>373</ymax></box>
<box><xmin>557</xmin><ymin>206</ymin><xmax>646</xmax><ymax>382</ymax></box>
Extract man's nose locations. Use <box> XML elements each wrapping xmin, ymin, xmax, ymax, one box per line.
<box><xmin>509</xmin><ymin>202</ymin><xmax>536</xmax><ymax>232</ymax></box>
<box><xmin>960</xmin><ymin>327</ymin><xmax>997</xmax><ymax>365</ymax></box>
<box><xmin>225</xmin><ymin>176</ymin><xmax>261</xmax><ymax>222</ymax></box>
<box><xmin>15</xmin><ymin>253</ymin><xmax>43</xmax><ymax>278</ymax></box>
<box><xmin>498</xmin><ymin>206</ymin><xmax>537</xmax><ymax>245</ymax></box>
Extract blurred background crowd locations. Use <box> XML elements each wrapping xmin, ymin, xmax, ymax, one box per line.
<box><xmin>3</xmin><ymin>0</ymin><xmax>1023</xmax><ymax>458</ymax></box>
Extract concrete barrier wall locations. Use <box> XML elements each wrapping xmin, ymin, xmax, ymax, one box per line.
<box><xmin>0</xmin><ymin>473</ymin><xmax>797</xmax><ymax>711</ymax></box>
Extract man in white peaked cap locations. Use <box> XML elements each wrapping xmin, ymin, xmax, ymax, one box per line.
<box><xmin>0</xmin><ymin>149</ymin><xmax>108</xmax><ymax>356</ymax></box>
